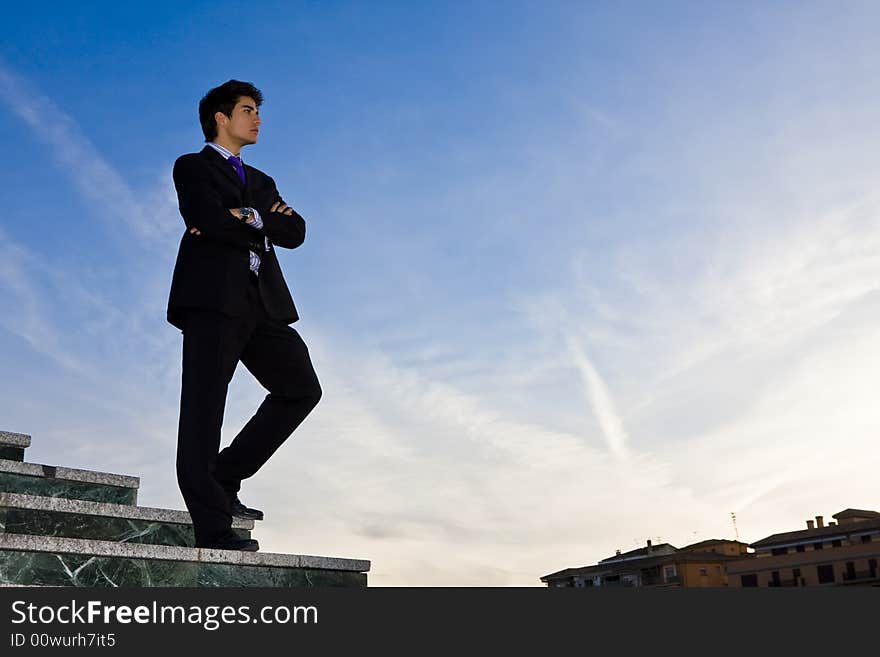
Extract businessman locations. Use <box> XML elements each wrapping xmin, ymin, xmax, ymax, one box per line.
<box><xmin>168</xmin><ymin>80</ymin><xmax>321</xmax><ymax>551</ymax></box>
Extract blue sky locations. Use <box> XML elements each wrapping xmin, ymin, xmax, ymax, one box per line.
<box><xmin>3</xmin><ymin>1</ymin><xmax>880</xmax><ymax>585</ymax></box>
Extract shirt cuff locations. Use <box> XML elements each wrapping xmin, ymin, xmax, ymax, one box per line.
<box><xmin>246</xmin><ymin>208</ymin><xmax>263</xmax><ymax>229</ymax></box>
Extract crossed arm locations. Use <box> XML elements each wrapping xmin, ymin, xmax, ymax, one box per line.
<box><xmin>173</xmin><ymin>156</ymin><xmax>306</xmax><ymax>250</ymax></box>
<box><xmin>189</xmin><ymin>201</ymin><xmax>294</xmax><ymax>235</ymax></box>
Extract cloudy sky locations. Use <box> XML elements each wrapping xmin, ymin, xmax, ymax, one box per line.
<box><xmin>2</xmin><ymin>1</ymin><xmax>880</xmax><ymax>585</ymax></box>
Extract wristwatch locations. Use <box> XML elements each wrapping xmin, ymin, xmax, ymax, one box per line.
<box><xmin>239</xmin><ymin>207</ymin><xmax>252</xmax><ymax>223</ymax></box>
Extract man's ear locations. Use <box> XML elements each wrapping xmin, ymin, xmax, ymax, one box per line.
<box><xmin>215</xmin><ymin>111</ymin><xmax>227</xmax><ymax>128</ymax></box>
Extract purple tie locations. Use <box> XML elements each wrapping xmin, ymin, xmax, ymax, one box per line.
<box><xmin>228</xmin><ymin>155</ymin><xmax>245</xmax><ymax>184</ymax></box>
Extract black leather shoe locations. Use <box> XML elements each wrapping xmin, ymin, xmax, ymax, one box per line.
<box><xmin>198</xmin><ymin>531</ymin><xmax>259</xmax><ymax>552</ymax></box>
<box><xmin>230</xmin><ymin>495</ymin><xmax>264</xmax><ymax>521</ymax></box>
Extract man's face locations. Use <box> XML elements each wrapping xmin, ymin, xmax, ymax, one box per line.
<box><xmin>216</xmin><ymin>96</ymin><xmax>261</xmax><ymax>146</ymax></box>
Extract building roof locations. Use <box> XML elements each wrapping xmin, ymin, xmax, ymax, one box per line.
<box><xmin>680</xmin><ymin>539</ymin><xmax>749</xmax><ymax>551</ymax></box>
<box><xmin>832</xmin><ymin>508</ymin><xmax>880</xmax><ymax>520</ymax></box>
<box><xmin>540</xmin><ymin>563</ymin><xmax>612</xmax><ymax>582</ymax></box>
<box><xmin>539</xmin><ymin>567</ymin><xmax>585</xmax><ymax>581</ymax></box>
<box><xmin>598</xmin><ymin>543</ymin><xmax>677</xmax><ymax>564</ymax></box>
<box><xmin>540</xmin><ymin>547</ymin><xmax>748</xmax><ymax>582</ymax></box>
<box><xmin>614</xmin><ymin>550</ymin><xmax>747</xmax><ymax>570</ymax></box>
<box><xmin>750</xmin><ymin>516</ymin><xmax>880</xmax><ymax>549</ymax></box>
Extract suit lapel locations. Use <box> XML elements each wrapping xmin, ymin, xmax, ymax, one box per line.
<box><xmin>200</xmin><ymin>145</ymin><xmax>245</xmax><ymax>189</ymax></box>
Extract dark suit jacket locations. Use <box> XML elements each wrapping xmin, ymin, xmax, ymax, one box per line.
<box><xmin>167</xmin><ymin>145</ymin><xmax>306</xmax><ymax>330</ymax></box>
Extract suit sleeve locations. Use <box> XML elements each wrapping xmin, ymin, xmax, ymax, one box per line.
<box><xmin>173</xmin><ymin>155</ymin><xmax>259</xmax><ymax>251</ymax></box>
<box><xmin>254</xmin><ymin>175</ymin><xmax>307</xmax><ymax>250</ymax></box>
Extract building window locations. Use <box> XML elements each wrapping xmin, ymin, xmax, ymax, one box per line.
<box><xmin>740</xmin><ymin>574</ymin><xmax>758</xmax><ymax>587</ymax></box>
<box><xmin>699</xmin><ymin>568</ymin><xmax>708</xmax><ymax>576</ymax></box>
<box><xmin>816</xmin><ymin>564</ymin><xmax>835</xmax><ymax>584</ymax></box>
<box><xmin>716</xmin><ymin>566</ymin><xmax>721</xmax><ymax>575</ymax></box>
<box><xmin>770</xmin><ymin>571</ymin><xmax>781</xmax><ymax>587</ymax></box>
<box><xmin>664</xmin><ymin>566</ymin><xmax>675</xmax><ymax>579</ymax></box>
<box><xmin>861</xmin><ymin>535</ymin><xmax>872</xmax><ymax>544</ymax></box>
<box><xmin>771</xmin><ymin>547</ymin><xmax>788</xmax><ymax>556</ymax></box>
<box><xmin>795</xmin><ymin>545</ymin><xmax>805</xmax><ymax>553</ymax></box>
<box><xmin>845</xmin><ymin>562</ymin><xmax>856</xmax><ymax>580</ymax></box>
<box><xmin>831</xmin><ymin>539</ymin><xmax>842</xmax><ymax>548</ymax></box>
<box><xmin>813</xmin><ymin>542</ymin><xmax>824</xmax><ymax>550</ymax></box>
<box><xmin>793</xmin><ymin>568</ymin><xmax>802</xmax><ymax>587</ymax></box>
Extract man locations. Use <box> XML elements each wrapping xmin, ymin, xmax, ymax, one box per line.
<box><xmin>168</xmin><ymin>80</ymin><xmax>321</xmax><ymax>551</ymax></box>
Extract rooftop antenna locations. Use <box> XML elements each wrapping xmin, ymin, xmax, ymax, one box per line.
<box><xmin>730</xmin><ymin>512</ymin><xmax>739</xmax><ymax>541</ymax></box>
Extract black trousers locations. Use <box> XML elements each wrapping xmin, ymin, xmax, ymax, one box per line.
<box><xmin>176</xmin><ymin>273</ymin><xmax>321</xmax><ymax>545</ymax></box>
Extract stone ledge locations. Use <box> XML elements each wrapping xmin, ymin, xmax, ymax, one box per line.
<box><xmin>0</xmin><ymin>492</ymin><xmax>253</xmax><ymax>530</ymax></box>
<box><xmin>0</xmin><ymin>459</ymin><xmax>139</xmax><ymax>489</ymax></box>
<box><xmin>0</xmin><ymin>533</ymin><xmax>370</xmax><ymax>572</ymax></box>
<box><xmin>0</xmin><ymin>432</ymin><xmax>31</xmax><ymax>449</ymax></box>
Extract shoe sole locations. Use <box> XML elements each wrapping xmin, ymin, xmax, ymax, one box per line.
<box><xmin>232</xmin><ymin>512</ymin><xmax>264</xmax><ymax>521</ymax></box>
<box><xmin>197</xmin><ymin>542</ymin><xmax>260</xmax><ymax>551</ymax></box>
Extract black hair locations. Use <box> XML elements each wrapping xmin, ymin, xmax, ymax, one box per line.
<box><xmin>198</xmin><ymin>80</ymin><xmax>263</xmax><ymax>141</ymax></box>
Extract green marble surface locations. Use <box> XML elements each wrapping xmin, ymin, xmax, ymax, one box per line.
<box><xmin>0</xmin><ymin>447</ymin><xmax>24</xmax><ymax>461</ymax></box>
<box><xmin>197</xmin><ymin>562</ymin><xmax>367</xmax><ymax>587</ymax></box>
<box><xmin>0</xmin><ymin>550</ymin><xmax>196</xmax><ymax>587</ymax></box>
<box><xmin>0</xmin><ymin>550</ymin><xmax>367</xmax><ymax>587</ymax></box>
<box><xmin>0</xmin><ymin>508</ymin><xmax>249</xmax><ymax>547</ymax></box>
<box><xmin>0</xmin><ymin>473</ymin><xmax>136</xmax><ymax>505</ymax></box>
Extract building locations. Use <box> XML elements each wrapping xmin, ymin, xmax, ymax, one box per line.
<box><xmin>726</xmin><ymin>508</ymin><xmax>880</xmax><ymax>587</ymax></box>
<box><xmin>541</xmin><ymin>538</ymin><xmax>751</xmax><ymax>588</ymax></box>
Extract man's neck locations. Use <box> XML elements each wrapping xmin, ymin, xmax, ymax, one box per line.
<box><xmin>212</xmin><ymin>137</ymin><xmax>243</xmax><ymax>157</ymax></box>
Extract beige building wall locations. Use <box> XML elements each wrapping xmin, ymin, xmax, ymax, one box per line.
<box><xmin>677</xmin><ymin>562</ymin><xmax>729</xmax><ymax>587</ymax></box>
<box><xmin>727</xmin><ymin>542</ymin><xmax>880</xmax><ymax>587</ymax></box>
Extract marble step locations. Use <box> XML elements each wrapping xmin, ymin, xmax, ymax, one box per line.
<box><xmin>0</xmin><ymin>459</ymin><xmax>139</xmax><ymax>506</ymax></box>
<box><xmin>0</xmin><ymin>533</ymin><xmax>370</xmax><ymax>587</ymax></box>
<box><xmin>0</xmin><ymin>431</ymin><xmax>30</xmax><ymax>462</ymax></box>
<box><xmin>0</xmin><ymin>492</ymin><xmax>253</xmax><ymax>548</ymax></box>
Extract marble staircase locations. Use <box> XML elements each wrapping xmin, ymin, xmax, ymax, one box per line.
<box><xmin>0</xmin><ymin>431</ymin><xmax>369</xmax><ymax>587</ymax></box>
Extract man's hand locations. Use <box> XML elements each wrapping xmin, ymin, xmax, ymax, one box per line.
<box><xmin>271</xmin><ymin>201</ymin><xmax>294</xmax><ymax>216</ymax></box>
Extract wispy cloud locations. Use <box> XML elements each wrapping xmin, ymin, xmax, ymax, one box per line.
<box><xmin>515</xmin><ymin>171</ymin><xmax>880</xmax><ymax>550</ymax></box>
<box><xmin>0</xmin><ymin>62</ymin><xmax>184</xmax><ymax>479</ymax></box>
<box><xmin>245</xmin><ymin>332</ymin><xmax>726</xmax><ymax>584</ymax></box>
<box><xmin>564</xmin><ymin>333</ymin><xmax>629</xmax><ymax>457</ymax></box>
<box><xmin>0</xmin><ymin>63</ymin><xmax>179</xmax><ymax>246</ymax></box>
<box><xmin>0</xmin><ymin>228</ymin><xmax>91</xmax><ymax>375</ymax></box>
